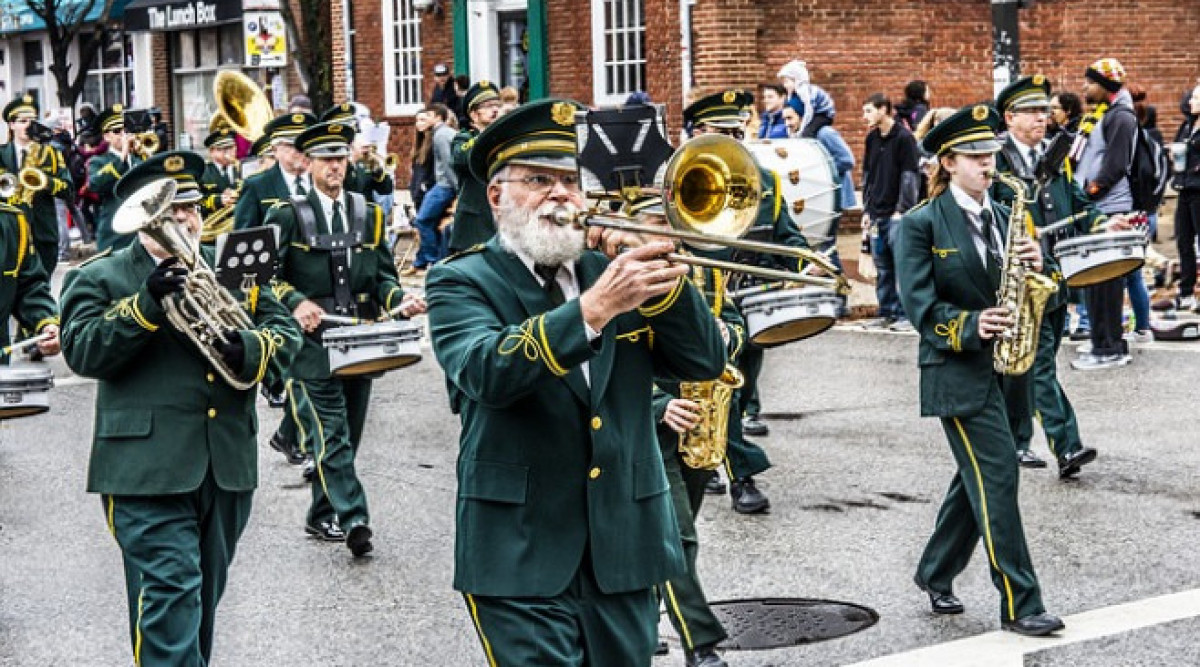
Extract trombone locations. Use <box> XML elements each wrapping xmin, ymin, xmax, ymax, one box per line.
<box><xmin>554</xmin><ymin>134</ymin><xmax>848</xmax><ymax>292</ymax></box>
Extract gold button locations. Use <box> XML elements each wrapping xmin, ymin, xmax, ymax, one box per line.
<box><xmin>589</xmin><ymin>467</ymin><xmax>601</xmax><ymax>480</ymax></box>
<box><xmin>207</xmin><ymin>408</ymin><xmax>217</xmax><ymax>418</ymax></box>
<box><xmin>206</xmin><ymin>373</ymin><xmax>214</xmax><ymax>383</ymax></box>
<box><xmin>591</xmin><ymin>416</ymin><xmax>603</xmax><ymax>430</ymax></box>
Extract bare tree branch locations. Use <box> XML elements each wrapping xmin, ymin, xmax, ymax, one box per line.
<box><xmin>23</xmin><ymin>0</ymin><xmax>115</xmax><ymax>110</ymax></box>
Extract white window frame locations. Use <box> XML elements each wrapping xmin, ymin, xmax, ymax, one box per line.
<box><xmin>82</xmin><ymin>32</ymin><xmax>135</xmax><ymax>111</ymax></box>
<box><xmin>590</xmin><ymin>0</ymin><xmax>646</xmax><ymax>106</ymax></box>
<box><xmin>381</xmin><ymin>0</ymin><xmax>424</xmax><ymax>116</ymax></box>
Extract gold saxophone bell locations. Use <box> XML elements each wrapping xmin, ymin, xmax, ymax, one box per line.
<box><xmin>549</xmin><ymin>134</ymin><xmax>849</xmax><ymax>292</ymax></box>
<box><xmin>212</xmin><ymin>70</ymin><xmax>273</xmax><ymax>142</ymax></box>
<box><xmin>678</xmin><ymin>365</ymin><xmax>745</xmax><ymax>470</ymax></box>
<box><xmin>114</xmin><ymin>178</ymin><xmax>258</xmax><ymax>390</ymax></box>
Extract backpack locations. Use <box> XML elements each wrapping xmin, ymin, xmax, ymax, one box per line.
<box><xmin>1121</xmin><ymin>107</ymin><xmax>1170</xmax><ymax>212</ymax></box>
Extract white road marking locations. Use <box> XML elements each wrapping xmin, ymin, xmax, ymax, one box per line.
<box><xmin>846</xmin><ymin>588</ymin><xmax>1200</xmax><ymax>667</ymax></box>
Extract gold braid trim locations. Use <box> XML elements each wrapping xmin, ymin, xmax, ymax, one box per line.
<box><xmin>271</xmin><ymin>281</ymin><xmax>296</xmax><ymax>300</ymax></box>
<box><xmin>384</xmin><ymin>286</ymin><xmax>402</xmax><ymax>312</ymax></box>
<box><xmin>104</xmin><ymin>294</ymin><xmax>159</xmax><ymax>332</ymax></box>
<box><xmin>33</xmin><ymin>316</ymin><xmax>59</xmax><ymax>332</ymax></box>
<box><xmin>934</xmin><ymin>311</ymin><xmax>968</xmax><ymax>352</ymax></box>
<box><xmin>638</xmin><ymin>277</ymin><xmax>685</xmax><ymax>317</ymax></box>
<box><xmin>497</xmin><ymin>315</ymin><xmax>568</xmax><ymax>376</ymax></box>
<box><xmin>5</xmin><ymin>212</ymin><xmax>29</xmax><ymax>277</ymax></box>
<box><xmin>931</xmin><ymin>246</ymin><xmax>959</xmax><ymax>258</ymax></box>
<box><xmin>251</xmin><ymin>328</ymin><xmax>285</xmax><ymax>384</ymax></box>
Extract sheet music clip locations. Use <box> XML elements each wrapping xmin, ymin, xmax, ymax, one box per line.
<box><xmin>214</xmin><ymin>226</ymin><xmax>278</xmax><ymax>291</ymax></box>
<box><xmin>574</xmin><ymin>104</ymin><xmax>674</xmax><ymax>210</ymax></box>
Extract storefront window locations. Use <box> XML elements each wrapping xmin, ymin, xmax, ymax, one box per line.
<box><xmin>81</xmin><ymin>34</ymin><xmax>135</xmax><ymax>115</ymax></box>
<box><xmin>171</xmin><ymin>24</ymin><xmax>245</xmax><ymax>151</ymax></box>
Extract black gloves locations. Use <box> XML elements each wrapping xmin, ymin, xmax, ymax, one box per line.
<box><xmin>146</xmin><ymin>257</ymin><xmax>188</xmax><ymax>304</ymax></box>
<box><xmin>214</xmin><ymin>333</ymin><xmax>245</xmax><ymax>372</ymax></box>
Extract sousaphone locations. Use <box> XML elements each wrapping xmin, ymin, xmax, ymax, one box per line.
<box><xmin>209</xmin><ymin>71</ymin><xmax>274</xmax><ymax>141</ymax></box>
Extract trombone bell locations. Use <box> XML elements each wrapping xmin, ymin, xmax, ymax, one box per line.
<box><xmin>662</xmin><ymin>134</ymin><xmax>762</xmax><ymax>249</ymax></box>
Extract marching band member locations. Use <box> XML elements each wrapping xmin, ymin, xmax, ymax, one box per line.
<box><xmin>88</xmin><ymin>106</ymin><xmax>141</xmax><ymax>252</ymax></box>
<box><xmin>426</xmin><ymin>98</ymin><xmax>726</xmax><ymax>666</ymax></box>
<box><xmin>60</xmin><ymin>150</ymin><xmax>300</xmax><ymax>665</ymax></box>
<box><xmin>683</xmin><ymin>89</ymin><xmax>803</xmax><ymax>514</ymax></box>
<box><xmin>446</xmin><ymin>81</ymin><xmax>502</xmax><ymax>253</ymax></box>
<box><xmin>992</xmin><ymin>76</ymin><xmax>1107</xmax><ymax>478</ymax></box>
<box><xmin>320</xmin><ymin>102</ymin><xmax>396</xmax><ymax>200</ymax></box>
<box><xmin>0</xmin><ymin>94</ymin><xmax>73</xmax><ymax>275</ymax></box>
<box><xmin>267</xmin><ymin>121</ymin><xmax>424</xmax><ymax>556</ymax></box>
<box><xmin>233</xmin><ymin>112</ymin><xmax>315</xmax><ymax>230</ymax></box>
<box><xmin>896</xmin><ymin>105</ymin><xmax>1064</xmax><ymax>637</ymax></box>
<box><xmin>0</xmin><ymin>193</ymin><xmax>59</xmax><ymax>363</ymax></box>
<box><xmin>199</xmin><ymin>126</ymin><xmax>241</xmax><ymax>245</ymax></box>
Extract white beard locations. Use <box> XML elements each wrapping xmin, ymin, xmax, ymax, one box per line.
<box><xmin>494</xmin><ymin>191</ymin><xmax>585</xmax><ymax>267</ymax></box>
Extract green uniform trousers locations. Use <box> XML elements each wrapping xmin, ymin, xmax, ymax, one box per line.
<box><xmin>35</xmin><ymin>240</ymin><xmax>57</xmax><ymax>278</ymax></box>
<box><xmin>915</xmin><ymin>380</ymin><xmax>1046</xmax><ymax>623</ymax></box>
<box><xmin>659</xmin><ymin>440</ymin><xmax>728</xmax><ymax>652</ymax></box>
<box><xmin>463</xmin><ymin>558</ymin><xmax>658</xmax><ymax>666</ymax></box>
<box><xmin>289</xmin><ymin>376</ymin><xmax>372</xmax><ymax>529</ymax></box>
<box><xmin>722</xmin><ymin>387</ymin><xmax>770</xmax><ymax>480</ymax></box>
<box><xmin>736</xmin><ymin>342</ymin><xmax>764</xmax><ymax>418</ymax></box>
<box><xmin>104</xmin><ymin>470</ymin><xmax>252</xmax><ymax>666</ymax></box>
<box><xmin>1014</xmin><ymin>307</ymin><xmax>1082</xmax><ymax>458</ymax></box>
<box><xmin>274</xmin><ymin>383</ymin><xmax>299</xmax><ymax>451</ymax></box>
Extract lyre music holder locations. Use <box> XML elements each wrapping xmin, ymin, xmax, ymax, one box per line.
<box><xmin>574</xmin><ymin>104</ymin><xmax>674</xmax><ymax>210</ymax></box>
<box><xmin>214</xmin><ymin>227</ymin><xmax>278</xmax><ymax>291</ymax></box>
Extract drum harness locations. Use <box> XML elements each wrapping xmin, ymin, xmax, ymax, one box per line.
<box><xmin>999</xmin><ymin>141</ymin><xmax>1066</xmax><ymax>255</ymax></box>
<box><xmin>289</xmin><ymin>191</ymin><xmax>380</xmax><ymax>329</ymax></box>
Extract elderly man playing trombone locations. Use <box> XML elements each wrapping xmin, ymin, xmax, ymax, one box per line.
<box><xmin>426</xmin><ymin>98</ymin><xmax>727</xmax><ymax>666</ymax></box>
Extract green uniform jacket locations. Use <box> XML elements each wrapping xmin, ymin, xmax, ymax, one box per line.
<box><xmin>233</xmin><ymin>164</ymin><xmax>292</xmax><ymax>230</ymax></box>
<box><xmin>0</xmin><ymin>142</ymin><xmax>73</xmax><ymax>249</ymax></box>
<box><xmin>993</xmin><ymin>137</ymin><xmax>1106</xmax><ymax>312</ymax></box>
<box><xmin>0</xmin><ymin>204</ymin><xmax>58</xmax><ymax>361</ymax></box>
<box><xmin>447</xmin><ymin>130</ymin><xmax>495</xmax><ymax>252</ymax></box>
<box><xmin>60</xmin><ymin>242</ymin><xmax>302</xmax><ymax>495</ymax></box>
<box><xmin>427</xmin><ymin>238</ymin><xmax>727</xmax><ymax>597</ymax></box>
<box><xmin>199</xmin><ymin>161</ymin><xmax>240</xmax><ymax>219</ymax></box>
<box><xmin>267</xmin><ymin>190</ymin><xmax>405</xmax><ymax>379</ymax></box>
<box><xmin>88</xmin><ymin>151</ymin><xmax>140</xmax><ymax>251</ymax></box>
<box><xmin>896</xmin><ymin>191</ymin><xmax>1057</xmax><ymax>418</ymax></box>
<box><xmin>344</xmin><ymin>162</ymin><xmax>395</xmax><ymax>198</ymax></box>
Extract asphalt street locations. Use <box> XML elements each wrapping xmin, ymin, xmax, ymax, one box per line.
<box><xmin>2</xmin><ymin>324</ymin><xmax>1199</xmax><ymax>666</ymax></box>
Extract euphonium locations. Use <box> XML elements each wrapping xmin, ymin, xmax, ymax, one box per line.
<box><xmin>992</xmin><ymin>172</ymin><xmax>1058</xmax><ymax>375</ymax></box>
<box><xmin>678</xmin><ymin>365</ymin><xmax>745</xmax><ymax>470</ymax></box>
<box><xmin>112</xmin><ymin>178</ymin><xmax>258</xmax><ymax>390</ymax></box>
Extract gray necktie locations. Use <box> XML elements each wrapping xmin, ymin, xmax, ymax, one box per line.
<box><xmin>294</xmin><ymin>175</ymin><xmax>306</xmax><ymax>196</ymax></box>
<box><xmin>331</xmin><ymin>200</ymin><xmax>344</xmax><ymax>234</ymax></box>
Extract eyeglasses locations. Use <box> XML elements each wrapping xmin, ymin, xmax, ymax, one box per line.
<box><xmin>495</xmin><ymin>173</ymin><xmax>581</xmax><ymax>192</ymax></box>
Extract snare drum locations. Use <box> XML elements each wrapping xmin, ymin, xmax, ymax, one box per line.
<box><xmin>740</xmin><ymin>287</ymin><xmax>841</xmax><ymax>347</ymax></box>
<box><xmin>322</xmin><ymin>320</ymin><xmax>423</xmax><ymax>377</ymax></box>
<box><xmin>0</xmin><ymin>366</ymin><xmax>54</xmax><ymax>420</ymax></box>
<box><xmin>1053</xmin><ymin>231</ymin><xmax>1146</xmax><ymax>288</ymax></box>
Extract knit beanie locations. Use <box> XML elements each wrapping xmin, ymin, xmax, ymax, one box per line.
<box><xmin>777</xmin><ymin>60</ymin><xmax>811</xmax><ymax>86</ymax></box>
<box><xmin>1085</xmin><ymin>58</ymin><xmax>1126</xmax><ymax>93</ymax></box>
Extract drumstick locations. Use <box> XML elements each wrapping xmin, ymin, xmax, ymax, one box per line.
<box><xmin>2</xmin><ymin>332</ymin><xmax>52</xmax><ymax>356</ymax></box>
<box><xmin>320</xmin><ymin>314</ymin><xmax>366</xmax><ymax>326</ymax></box>
<box><xmin>1037</xmin><ymin>211</ymin><xmax>1092</xmax><ymax>237</ymax></box>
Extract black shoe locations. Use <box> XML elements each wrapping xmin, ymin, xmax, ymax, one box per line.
<box><xmin>1069</xmin><ymin>328</ymin><xmax>1091</xmax><ymax>341</ymax></box>
<box><xmin>305</xmin><ymin>519</ymin><xmax>345</xmax><ymax>542</ymax></box>
<box><xmin>346</xmin><ymin>524</ymin><xmax>374</xmax><ymax>557</ymax></box>
<box><xmin>730</xmin><ymin>477</ymin><xmax>770</xmax><ymax>514</ymax></box>
<box><xmin>654</xmin><ymin>640</ymin><xmax>669</xmax><ymax>656</ymax></box>
<box><xmin>704</xmin><ymin>472</ymin><xmax>726</xmax><ymax>496</ymax></box>
<box><xmin>1058</xmin><ymin>447</ymin><xmax>1097</xmax><ymax>479</ymax></box>
<box><xmin>1017</xmin><ymin>449</ymin><xmax>1048</xmax><ymax>469</ymax></box>
<box><xmin>260</xmin><ymin>384</ymin><xmax>287</xmax><ymax>408</ymax></box>
<box><xmin>1002</xmin><ymin>612</ymin><xmax>1065</xmax><ymax>636</ymax></box>
<box><xmin>301</xmin><ymin>457</ymin><xmax>316</xmax><ymax>482</ymax></box>
<box><xmin>686</xmin><ymin>644</ymin><xmax>728</xmax><ymax>667</ymax></box>
<box><xmin>269</xmin><ymin>432</ymin><xmax>307</xmax><ymax>465</ymax></box>
<box><xmin>742</xmin><ymin>415</ymin><xmax>769</xmax><ymax>437</ymax></box>
<box><xmin>913</xmin><ymin>575</ymin><xmax>964</xmax><ymax>615</ymax></box>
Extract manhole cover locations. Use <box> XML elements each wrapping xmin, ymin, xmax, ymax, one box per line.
<box><xmin>710</xmin><ymin>598</ymin><xmax>878</xmax><ymax>649</ymax></box>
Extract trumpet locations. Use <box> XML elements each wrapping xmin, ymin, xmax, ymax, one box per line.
<box><xmin>129</xmin><ymin>132</ymin><xmax>159</xmax><ymax>159</ymax></box>
<box><xmin>360</xmin><ymin>146</ymin><xmax>400</xmax><ymax>176</ymax></box>
<box><xmin>550</xmin><ymin>134</ymin><xmax>848</xmax><ymax>291</ymax></box>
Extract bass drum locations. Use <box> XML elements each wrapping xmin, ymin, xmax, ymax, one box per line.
<box><xmin>0</xmin><ymin>366</ymin><xmax>54</xmax><ymax>420</ymax></box>
<box><xmin>744</xmin><ymin>138</ymin><xmax>840</xmax><ymax>245</ymax></box>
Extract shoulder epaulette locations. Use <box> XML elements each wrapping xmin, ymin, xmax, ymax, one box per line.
<box><xmin>908</xmin><ymin>198</ymin><xmax>932</xmax><ymax>213</ymax></box>
<box><xmin>440</xmin><ymin>244</ymin><xmax>486</xmax><ymax>264</ymax></box>
<box><xmin>77</xmin><ymin>247</ymin><xmax>113</xmax><ymax>268</ymax></box>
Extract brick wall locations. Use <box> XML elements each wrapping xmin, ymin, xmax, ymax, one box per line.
<box><xmin>150</xmin><ymin>32</ymin><xmax>171</xmax><ymax>146</ymax></box>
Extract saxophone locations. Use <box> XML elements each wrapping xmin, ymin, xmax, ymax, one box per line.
<box><xmin>992</xmin><ymin>172</ymin><xmax>1059</xmax><ymax>375</ymax></box>
<box><xmin>678</xmin><ymin>365</ymin><xmax>745</xmax><ymax>470</ymax></box>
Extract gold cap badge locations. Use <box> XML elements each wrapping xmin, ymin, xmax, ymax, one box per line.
<box><xmin>164</xmin><ymin>155</ymin><xmax>185</xmax><ymax>172</ymax></box>
<box><xmin>972</xmin><ymin>105</ymin><xmax>988</xmax><ymax>122</ymax></box>
<box><xmin>292</xmin><ymin>114</ymin><xmax>304</xmax><ymax>123</ymax></box>
<box><xmin>723</xmin><ymin>90</ymin><xmax>737</xmax><ymax>104</ymax></box>
<box><xmin>114</xmin><ymin>103</ymin><xmax>124</xmax><ymax>112</ymax></box>
<box><xmin>1032</xmin><ymin>74</ymin><xmax>1045</xmax><ymax>86</ymax></box>
<box><xmin>479</xmin><ymin>80</ymin><xmax>491</xmax><ymax>89</ymax></box>
<box><xmin>22</xmin><ymin>95</ymin><xmax>32</xmax><ymax>104</ymax></box>
<box><xmin>550</xmin><ymin>102</ymin><xmax>576</xmax><ymax>127</ymax></box>
<box><xmin>329</xmin><ymin>123</ymin><xmax>343</xmax><ymax>133</ymax></box>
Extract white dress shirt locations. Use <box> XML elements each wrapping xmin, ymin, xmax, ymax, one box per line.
<box><xmin>949</xmin><ymin>183</ymin><xmax>1002</xmax><ymax>266</ymax></box>
<box><xmin>510</xmin><ymin>247</ymin><xmax>600</xmax><ymax>386</ymax></box>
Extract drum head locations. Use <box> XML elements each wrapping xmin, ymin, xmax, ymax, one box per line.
<box><xmin>1063</xmin><ymin>258</ymin><xmax>1144</xmax><ymax>288</ymax></box>
<box><xmin>750</xmin><ymin>316</ymin><xmax>835</xmax><ymax>347</ymax></box>
<box><xmin>332</xmin><ymin>353</ymin><xmax>422</xmax><ymax>378</ymax></box>
<box><xmin>0</xmin><ymin>405</ymin><xmax>49</xmax><ymax>420</ymax></box>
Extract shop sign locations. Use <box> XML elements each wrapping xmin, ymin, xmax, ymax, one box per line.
<box><xmin>244</xmin><ymin>11</ymin><xmax>286</xmax><ymax>67</ymax></box>
<box><xmin>146</xmin><ymin>0</ymin><xmax>221</xmax><ymax>29</ymax></box>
